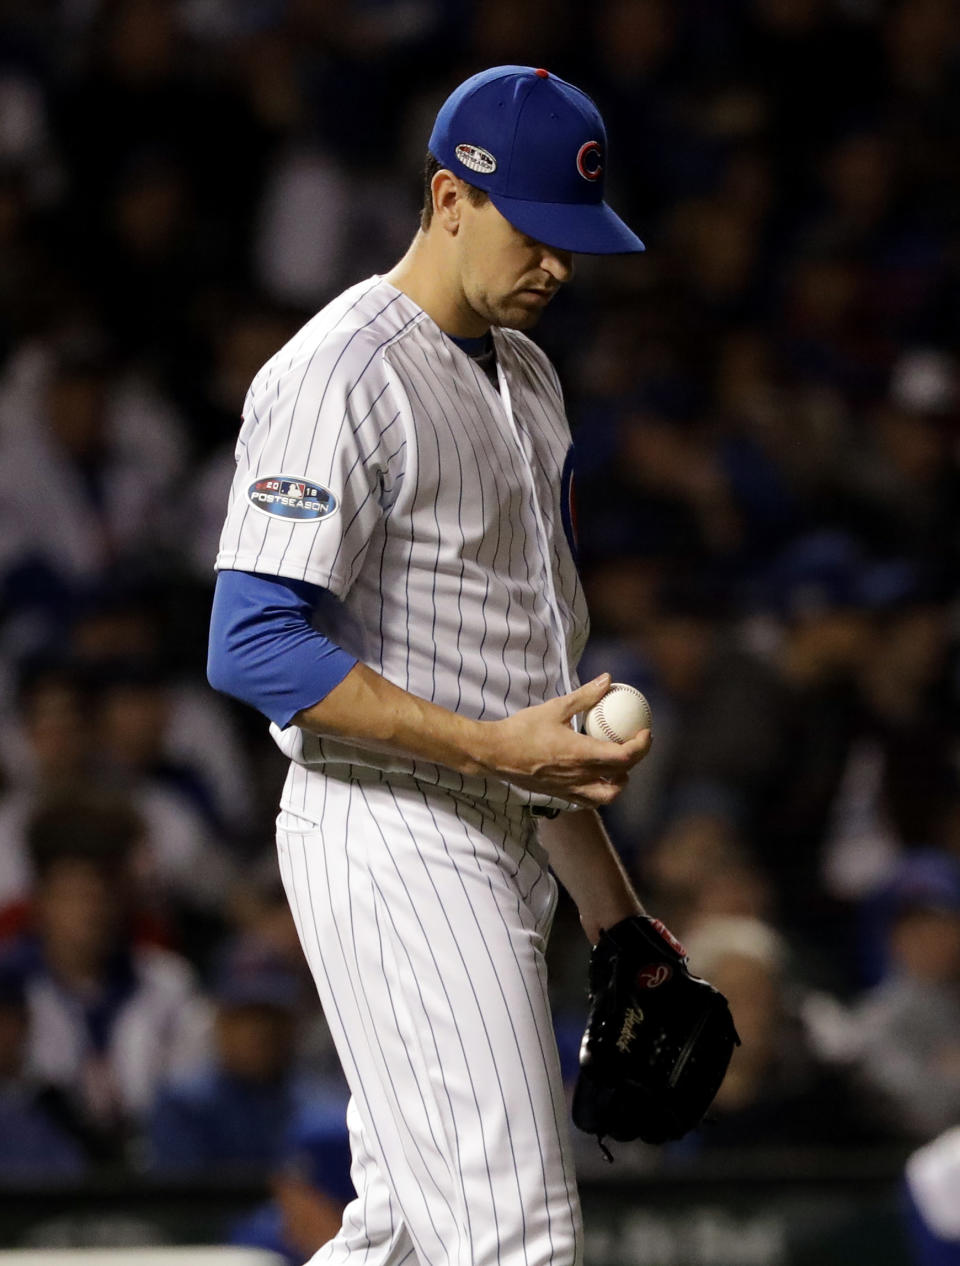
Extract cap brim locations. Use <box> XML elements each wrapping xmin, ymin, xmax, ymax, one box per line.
<box><xmin>489</xmin><ymin>192</ymin><xmax>645</xmax><ymax>255</ymax></box>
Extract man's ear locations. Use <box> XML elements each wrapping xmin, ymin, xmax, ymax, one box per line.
<box><xmin>431</xmin><ymin>169</ymin><xmax>464</xmax><ymax>235</ymax></box>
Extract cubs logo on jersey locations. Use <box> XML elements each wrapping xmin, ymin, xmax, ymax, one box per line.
<box><xmin>560</xmin><ymin>445</ymin><xmax>579</xmax><ymax>560</ymax></box>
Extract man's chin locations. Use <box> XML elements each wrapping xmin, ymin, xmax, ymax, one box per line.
<box><xmin>491</xmin><ymin>302</ymin><xmax>543</xmax><ymax>331</ymax></box>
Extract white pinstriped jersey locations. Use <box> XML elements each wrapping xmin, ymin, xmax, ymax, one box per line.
<box><xmin>216</xmin><ymin>275</ymin><xmax>588</xmax><ymax>812</ymax></box>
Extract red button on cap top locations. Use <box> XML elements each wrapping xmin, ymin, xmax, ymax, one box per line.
<box><xmin>535</xmin><ymin>68</ymin><xmax>549</xmax><ymax>78</ymax></box>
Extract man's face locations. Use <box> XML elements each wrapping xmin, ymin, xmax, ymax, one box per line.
<box><xmin>216</xmin><ymin>1005</ymin><xmax>296</xmax><ymax>1082</ymax></box>
<box><xmin>456</xmin><ymin>195</ymin><xmax>574</xmax><ymax>330</ymax></box>
<box><xmin>37</xmin><ymin>860</ymin><xmax>122</xmax><ymax>969</ymax></box>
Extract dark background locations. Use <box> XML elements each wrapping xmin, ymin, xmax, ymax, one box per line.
<box><xmin>0</xmin><ymin>0</ymin><xmax>958</xmax><ymax>1261</ymax></box>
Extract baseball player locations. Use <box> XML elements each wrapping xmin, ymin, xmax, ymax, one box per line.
<box><xmin>209</xmin><ymin>66</ymin><xmax>650</xmax><ymax>1266</ymax></box>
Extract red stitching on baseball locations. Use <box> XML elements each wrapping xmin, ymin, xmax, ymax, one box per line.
<box><xmin>595</xmin><ymin>685</ymin><xmax>640</xmax><ymax>743</ymax></box>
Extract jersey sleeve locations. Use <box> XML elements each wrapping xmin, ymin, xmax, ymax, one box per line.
<box><xmin>206</xmin><ymin>570</ymin><xmax>357</xmax><ymax>728</ymax></box>
<box><xmin>215</xmin><ymin>331</ymin><xmax>407</xmax><ymax>598</ymax></box>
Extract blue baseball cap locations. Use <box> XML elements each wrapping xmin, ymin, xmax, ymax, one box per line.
<box><xmin>428</xmin><ymin>65</ymin><xmax>645</xmax><ymax>256</ymax></box>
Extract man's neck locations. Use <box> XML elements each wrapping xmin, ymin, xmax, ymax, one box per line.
<box><xmin>384</xmin><ymin>233</ymin><xmax>490</xmax><ymax>338</ymax></box>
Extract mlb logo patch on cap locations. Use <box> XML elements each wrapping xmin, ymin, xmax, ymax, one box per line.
<box><xmin>456</xmin><ymin>143</ymin><xmax>497</xmax><ymax>175</ymax></box>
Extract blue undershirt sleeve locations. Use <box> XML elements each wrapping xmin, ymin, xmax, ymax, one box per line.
<box><xmin>207</xmin><ymin>569</ymin><xmax>357</xmax><ymax>729</ymax></box>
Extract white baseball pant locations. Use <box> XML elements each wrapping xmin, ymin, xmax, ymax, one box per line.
<box><xmin>276</xmin><ymin>773</ymin><xmax>583</xmax><ymax>1266</ymax></box>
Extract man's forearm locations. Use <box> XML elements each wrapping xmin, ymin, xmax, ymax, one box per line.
<box><xmin>291</xmin><ymin>660</ymin><xmax>489</xmax><ymax>776</ymax></box>
<box><xmin>536</xmin><ymin>809</ymin><xmax>644</xmax><ymax>944</ymax></box>
<box><xmin>292</xmin><ymin>664</ymin><xmax>652</xmax><ymax>810</ymax></box>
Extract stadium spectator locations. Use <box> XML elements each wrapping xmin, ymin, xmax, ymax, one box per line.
<box><xmin>0</xmin><ymin>660</ymin><xmax>235</xmax><ymax>942</ymax></box>
<box><xmin>641</xmin><ymin>808</ymin><xmax>774</xmax><ymax>938</ymax></box>
<box><xmin>0</xmin><ymin>330</ymin><xmax>187</xmax><ymax>613</ymax></box>
<box><xmin>68</xmin><ymin>585</ymin><xmax>258</xmax><ymax>843</ymax></box>
<box><xmin>905</xmin><ymin>1126</ymin><xmax>960</xmax><ymax>1266</ymax></box>
<box><xmin>149</xmin><ymin>938</ymin><xmax>324</xmax><ymax>1173</ymax></box>
<box><xmin>0</xmin><ymin>792</ymin><xmax>210</xmax><ymax>1163</ymax></box>
<box><xmin>229</xmin><ymin>1099</ymin><xmax>354</xmax><ymax>1265</ymax></box>
<box><xmin>851</xmin><ymin>851</ymin><xmax>960</xmax><ymax>1140</ymax></box>
<box><xmin>0</xmin><ymin>959</ymin><xmax>87</xmax><ymax>1177</ymax></box>
<box><xmin>673</xmin><ymin>915</ymin><xmax>881</xmax><ymax>1150</ymax></box>
<box><xmin>0</xmin><ymin>662</ymin><xmax>90</xmax><ymax>914</ymax></box>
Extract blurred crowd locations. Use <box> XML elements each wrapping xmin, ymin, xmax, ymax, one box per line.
<box><xmin>0</xmin><ymin>0</ymin><xmax>959</xmax><ymax>1252</ymax></box>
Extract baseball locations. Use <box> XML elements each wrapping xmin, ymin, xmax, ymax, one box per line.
<box><xmin>583</xmin><ymin>683</ymin><xmax>652</xmax><ymax>743</ymax></box>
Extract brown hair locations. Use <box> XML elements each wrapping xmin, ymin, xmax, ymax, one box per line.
<box><xmin>420</xmin><ymin>152</ymin><xmax>488</xmax><ymax>230</ymax></box>
<box><xmin>27</xmin><ymin>791</ymin><xmax>143</xmax><ymax>879</ymax></box>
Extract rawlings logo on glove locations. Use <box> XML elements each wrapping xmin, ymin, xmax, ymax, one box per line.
<box><xmin>636</xmin><ymin>963</ymin><xmax>672</xmax><ymax>989</ymax></box>
<box><xmin>572</xmin><ymin>914</ymin><xmax>740</xmax><ymax>1153</ymax></box>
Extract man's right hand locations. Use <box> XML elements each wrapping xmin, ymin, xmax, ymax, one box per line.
<box><xmin>475</xmin><ymin>674</ymin><xmax>652</xmax><ymax>808</ymax></box>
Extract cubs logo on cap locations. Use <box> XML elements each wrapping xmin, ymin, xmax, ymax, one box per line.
<box><xmin>576</xmin><ymin>140</ymin><xmax>603</xmax><ymax>182</ymax></box>
<box><xmin>428</xmin><ymin>65</ymin><xmax>645</xmax><ymax>255</ymax></box>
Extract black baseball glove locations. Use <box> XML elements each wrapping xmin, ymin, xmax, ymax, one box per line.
<box><xmin>572</xmin><ymin>914</ymin><xmax>739</xmax><ymax>1151</ymax></box>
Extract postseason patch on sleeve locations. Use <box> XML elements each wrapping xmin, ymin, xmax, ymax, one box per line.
<box><xmin>247</xmin><ymin>476</ymin><xmax>339</xmax><ymax>522</ymax></box>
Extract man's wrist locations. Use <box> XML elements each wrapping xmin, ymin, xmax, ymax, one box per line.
<box><xmin>583</xmin><ymin>901</ymin><xmax>645</xmax><ymax>947</ymax></box>
<box><xmin>454</xmin><ymin>715</ymin><xmax>498</xmax><ymax>780</ymax></box>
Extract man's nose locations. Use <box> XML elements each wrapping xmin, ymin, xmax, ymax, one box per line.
<box><xmin>540</xmin><ymin>246</ymin><xmax>575</xmax><ymax>284</ymax></box>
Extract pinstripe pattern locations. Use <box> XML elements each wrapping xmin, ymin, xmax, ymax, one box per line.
<box><xmin>276</xmin><ymin>778</ymin><xmax>583</xmax><ymax>1266</ymax></box>
<box><xmin>215</xmin><ymin>276</ymin><xmax>588</xmax><ymax>813</ymax></box>
<box><xmin>217</xmin><ymin>275</ymin><xmax>591</xmax><ymax>1265</ymax></box>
